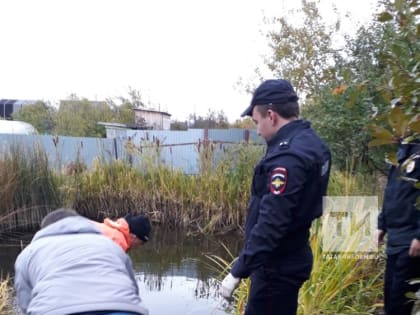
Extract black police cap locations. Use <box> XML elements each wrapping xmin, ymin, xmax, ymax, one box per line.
<box><xmin>241</xmin><ymin>79</ymin><xmax>298</xmax><ymax>117</ymax></box>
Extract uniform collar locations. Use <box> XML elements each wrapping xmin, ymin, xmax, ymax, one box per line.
<box><xmin>267</xmin><ymin>119</ymin><xmax>310</xmax><ymax>149</ymax></box>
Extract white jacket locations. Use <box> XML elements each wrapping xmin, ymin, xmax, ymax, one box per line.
<box><xmin>14</xmin><ymin>216</ymin><xmax>149</xmax><ymax>315</ymax></box>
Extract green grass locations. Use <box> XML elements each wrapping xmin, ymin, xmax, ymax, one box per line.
<box><xmin>0</xmin><ymin>141</ymin><xmax>263</xmax><ymax>234</ymax></box>
<box><xmin>0</xmin><ymin>143</ymin><xmax>61</xmax><ymax>232</ymax></box>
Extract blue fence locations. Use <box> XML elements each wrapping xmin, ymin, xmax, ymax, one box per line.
<box><xmin>0</xmin><ymin>129</ymin><xmax>263</xmax><ymax>174</ymax></box>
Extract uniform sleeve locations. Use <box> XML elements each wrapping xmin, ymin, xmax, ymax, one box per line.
<box><xmin>14</xmin><ymin>250</ymin><xmax>32</xmax><ymax>314</ymax></box>
<box><xmin>378</xmin><ymin>166</ymin><xmax>394</xmax><ymax>232</ymax></box>
<box><xmin>414</xmin><ymin>156</ymin><xmax>420</xmax><ymax>240</ymax></box>
<box><xmin>231</xmin><ymin>155</ymin><xmax>307</xmax><ymax>278</ymax></box>
<box><xmin>416</xmin><ymin>209</ymin><xmax>420</xmax><ymax>240</ymax></box>
<box><xmin>377</xmin><ymin>211</ymin><xmax>386</xmax><ymax>232</ymax></box>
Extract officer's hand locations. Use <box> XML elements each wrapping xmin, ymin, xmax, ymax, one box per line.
<box><xmin>375</xmin><ymin>229</ymin><xmax>385</xmax><ymax>246</ymax></box>
<box><xmin>220</xmin><ymin>273</ymin><xmax>240</xmax><ymax>300</ymax></box>
<box><xmin>409</xmin><ymin>238</ymin><xmax>420</xmax><ymax>257</ymax></box>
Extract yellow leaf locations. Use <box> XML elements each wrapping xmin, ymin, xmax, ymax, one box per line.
<box><xmin>368</xmin><ymin>138</ymin><xmax>396</xmax><ymax>147</ymax></box>
<box><xmin>385</xmin><ymin>151</ymin><xmax>398</xmax><ymax>165</ymax></box>
<box><xmin>332</xmin><ymin>84</ymin><xmax>347</xmax><ymax>95</ymax></box>
<box><xmin>409</xmin><ymin>115</ymin><xmax>420</xmax><ymax>133</ymax></box>
<box><xmin>388</xmin><ymin>107</ymin><xmax>409</xmax><ymax>138</ymax></box>
<box><xmin>368</xmin><ymin>125</ymin><xmax>394</xmax><ymax>141</ymax></box>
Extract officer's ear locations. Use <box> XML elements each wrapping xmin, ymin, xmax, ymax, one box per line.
<box><xmin>267</xmin><ymin>109</ymin><xmax>277</xmax><ymax>124</ymax></box>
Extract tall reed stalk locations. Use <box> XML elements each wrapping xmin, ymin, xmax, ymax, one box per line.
<box><xmin>0</xmin><ymin>143</ymin><xmax>61</xmax><ymax>233</ymax></box>
<box><xmin>63</xmin><ymin>142</ymin><xmax>263</xmax><ymax>233</ymax></box>
<box><xmin>0</xmin><ymin>277</ymin><xmax>7</xmax><ymax>314</ymax></box>
<box><xmin>0</xmin><ymin>276</ymin><xmax>14</xmax><ymax>315</ymax></box>
<box><xmin>299</xmin><ymin>221</ymin><xmax>383</xmax><ymax>314</ymax></box>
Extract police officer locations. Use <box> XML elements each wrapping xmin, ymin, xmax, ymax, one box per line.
<box><xmin>376</xmin><ymin>141</ymin><xmax>420</xmax><ymax>315</ymax></box>
<box><xmin>221</xmin><ymin>79</ymin><xmax>331</xmax><ymax>315</ymax></box>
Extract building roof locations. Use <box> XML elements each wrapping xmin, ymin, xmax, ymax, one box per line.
<box><xmin>133</xmin><ymin>107</ymin><xmax>171</xmax><ymax>117</ymax></box>
<box><xmin>0</xmin><ymin>99</ymin><xmax>38</xmax><ymax>106</ymax></box>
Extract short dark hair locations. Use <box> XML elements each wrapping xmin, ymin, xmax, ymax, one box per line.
<box><xmin>255</xmin><ymin>101</ymin><xmax>300</xmax><ymax>119</ymax></box>
<box><xmin>41</xmin><ymin>208</ymin><xmax>79</xmax><ymax>229</ymax></box>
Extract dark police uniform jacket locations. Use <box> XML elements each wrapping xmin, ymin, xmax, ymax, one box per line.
<box><xmin>231</xmin><ymin>119</ymin><xmax>331</xmax><ymax>279</ymax></box>
<box><xmin>378</xmin><ymin>142</ymin><xmax>420</xmax><ymax>255</ymax></box>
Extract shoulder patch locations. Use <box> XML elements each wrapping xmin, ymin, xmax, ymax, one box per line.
<box><xmin>406</xmin><ymin>160</ymin><xmax>415</xmax><ymax>173</ymax></box>
<box><xmin>402</xmin><ymin>154</ymin><xmax>420</xmax><ymax>174</ymax></box>
<box><xmin>270</xmin><ymin>167</ymin><xmax>287</xmax><ymax>195</ymax></box>
<box><xmin>321</xmin><ymin>160</ymin><xmax>330</xmax><ymax>176</ymax></box>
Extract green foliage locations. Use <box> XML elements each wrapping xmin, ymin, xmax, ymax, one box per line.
<box><xmin>264</xmin><ymin>1</ymin><xmax>393</xmax><ymax>171</ymax></box>
<box><xmin>299</xmin><ymin>223</ymin><xmax>383</xmax><ymax>315</ymax></box>
<box><xmin>188</xmin><ymin>109</ymin><xmax>230</xmax><ymax>129</ymax></box>
<box><xmin>170</xmin><ymin>120</ymin><xmax>188</xmax><ymax>130</ymax></box>
<box><xmin>265</xmin><ymin>0</ymin><xmax>339</xmax><ymax>98</ymax></box>
<box><xmin>231</xmin><ymin>117</ymin><xmax>255</xmax><ymax>129</ymax></box>
<box><xmin>58</xmin><ymin>142</ymin><xmax>263</xmax><ymax>232</ymax></box>
<box><xmin>302</xmin><ymin>86</ymin><xmax>385</xmax><ymax>171</ymax></box>
<box><xmin>54</xmin><ymin>96</ymin><xmax>113</xmax><ymax>137</ymax></box>
<box><xmin>11</xmin><ymin>92</ymin><xmax>142</xmax><ymax>137</ymax></box>
<box><xmin>0</xmin><ymin>143</ymin><xmax>61</xmax><ymax>231</ymax></box>
<box><xmin>126</xmin><ymin>86</ymin><xmax>146</xmax><ymax>108</ymax></box>
<box><xmin>11</xmin><ymin>101</ymin><xmax>56</xmax><ymax>134</ymax></box>
<box><xmin>302</xmin><ymin>70</ymin><xmax>397</xmax><ymax>172</ymax></box>
<box><xmin>263</xmin><ymin>0</ymin><xmax>419</xmax><ymax>172</ymax></box>
<box><xmin>107</xmin><ymin>100</ymin><xmax>136</xmax><ymax>126</ymax></box>
<box><xmin>365</xmin><ymin>0</ymin><xmax>419</xmax><ymax>152</ymax></box>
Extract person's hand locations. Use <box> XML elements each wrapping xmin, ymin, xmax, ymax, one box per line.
<box><xmin>409</xmin><ymin>238</ymin><xmax>420</xmax><ymax>257</ymax></box>
<box><xmin>220</xmin><ymin>273</ymin><xmax>240</xmax><ymax>300</ymax></box>
<box><xmin>375</xmin><ymin>229</ymin><xmax>385</xmax><ymax>246</ymax></box>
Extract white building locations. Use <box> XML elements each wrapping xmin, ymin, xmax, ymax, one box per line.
<box><xmin>133</xmin><ymin>108</ymin><xmax>171</xmax><ymax>130</ymax></box>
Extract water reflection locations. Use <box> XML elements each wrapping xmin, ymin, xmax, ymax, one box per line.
<box><xmin>0</xmin><ymin>245</ymin><xmax>22</xmax><ymax>275</ymax></box>
<box><xmin>130</xmin><ymin>227</ymin><xmax>242</xmax><ymax>315</ymax></box>
<box><xmin>137</xmin><ymin>275</ymin><xmax>227</xmax><ymax>315</ymax></box>
<box><xmin>0</xmin><ymin>227</ymin><xmax>242</xmax><ymax>315</ymax></box>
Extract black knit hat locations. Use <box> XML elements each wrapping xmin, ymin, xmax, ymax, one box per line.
<box><xmin>241</xmin><ymin>79</ymin><xmax>298</xmax><ymax>117</ymax></box>
<box><xmin>124</xmin><ymin>214</ymin><xmax>151</xmax><ymax>242</ymax></box>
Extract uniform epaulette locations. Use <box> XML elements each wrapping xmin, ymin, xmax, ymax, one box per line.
<box><xmin>278</xmin><ymin>140</ymin><xmax>289</xmax><ymax>148</ymax></box>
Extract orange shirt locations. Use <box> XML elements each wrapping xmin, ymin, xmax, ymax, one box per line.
<box><xmin>93</xmin><ymin>218</ymin><xmax>131</xmax><ymax>252</ymax></box>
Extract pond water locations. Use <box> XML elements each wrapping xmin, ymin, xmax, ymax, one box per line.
<box><xmin>0</xmin><ymin>227</ymin><xmax>243</xmax><ymax>315</ymax></box>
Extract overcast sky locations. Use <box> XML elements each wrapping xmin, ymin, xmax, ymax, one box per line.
<box><xmin>0</xmin><ymin>0</ymin><xmax>378</xmax><ymax>122</ymax></box>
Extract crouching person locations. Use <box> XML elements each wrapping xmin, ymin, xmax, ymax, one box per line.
<box><xmin>14</xmin><ymin>208</ymin><xmax>149</xmax><ymax>315</ymax></box>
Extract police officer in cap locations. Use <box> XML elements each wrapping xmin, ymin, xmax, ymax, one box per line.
<box><xmin>220</xmin><ymin>79</ymin><xmax>331</xmax><ymax>315</ymax></box>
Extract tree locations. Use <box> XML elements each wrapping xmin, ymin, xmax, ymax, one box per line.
<box><xmin>54</xmin><ymin>95</ymin><xmax>113</xmax><ymax>137</ymax></box>
<box><xmin>106</xmin><ymin>98</ymin><xmax>136</xmax><ymax>126</ymax></box>
<box><xmin>301</xmin><ymin>20</ymin><xmax>396</xmax><ymax>171</ymax></box>
<box><xmin>264</xmin><ymin>0</ymin><xmax>340</xmax><ymax>99</ymax></box>
<box><xmin>12</xmin><ymin>101</ymin><xmax>56</xmax><ymax>134</ymax></box>
<box><xmin>231</xmin><ymin>117</ymin><xmax>255</xmax><ymax>129</ymax></box>
<box><xmin>127</xmin><ymin>87</ymin><xmax>145</xmax><ymax>108</ymax></box>
<box><xmin>363</xmin><ymin>0</ymin><xmax>419</xmax><ymax>164</ymax></box>
<box><xmin>263</xmin><ymin>0</ymin><xmax>418</xmax><ymax>171</ymax></box>
<box><xmin>188</xmin><ymin>109</ymin><xmax>229</xmax><ymax>129</ymax></box>
<box><xmin>170</xmin><ymin>120</ymin><xmax>188</xmax><ymax>130</ymax></box>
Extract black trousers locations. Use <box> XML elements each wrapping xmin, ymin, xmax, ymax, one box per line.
<box><xmin>244</xmin><ymin>246</ymin><xmax>313</xmax><ymax>315</ymax></box>
<box><xmin>384</xmin><ymin>250</ymin><xmax>420</xmax><ymax>315</ymax></box>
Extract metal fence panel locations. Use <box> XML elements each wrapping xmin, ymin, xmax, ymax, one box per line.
<box><xmin>0</xmin><ymin>128</ymin><xmax>261</xmax><ymax>174</ymax></box>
